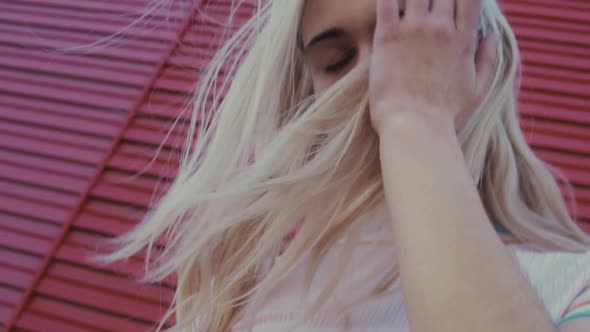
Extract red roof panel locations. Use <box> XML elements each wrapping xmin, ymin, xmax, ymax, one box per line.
<box><xmin>0</xmin><ymin>0</ymin><xmax>588</xmax><ymax>331</ymax></box>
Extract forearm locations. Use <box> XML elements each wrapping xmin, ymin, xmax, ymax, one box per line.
<box><xmin>378</xmin><ymin>111</ymin><xmax>557</xmax><ymax>332</ymax></box>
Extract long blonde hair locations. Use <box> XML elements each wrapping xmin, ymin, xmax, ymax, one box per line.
<box><xmin>98</xmin><ymin>0</ymin><xmax>590</xmax><ymax>331</ymax></box>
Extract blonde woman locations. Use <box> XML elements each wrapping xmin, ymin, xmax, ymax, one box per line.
<box><xmin>101</xmin><ymin>0</ymin><xmax>590</xmax><ymax>331</ymax></box>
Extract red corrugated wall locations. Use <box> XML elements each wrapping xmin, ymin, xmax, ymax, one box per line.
<box><xmin>0</xmin><ymin>0</ymin><xmax>588</xmax><ymax>331</ymax></box>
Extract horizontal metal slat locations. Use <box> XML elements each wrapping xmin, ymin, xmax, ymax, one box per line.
<box><xmin>519</xmin><ymin>38</ymin><xmax>589</xmax><ymax>60</ymax></box>
<box><xmin>0</xmin><ymin>41</ymin><xmax>153</xmax><ymax>76</ymax></box>
<box><xmin>153</xmin><ymin>73</ymin><xmax>199</xmax><ymax>93</ymax></box>
<box><xmin>0</xmin><ymin>120</ymin><xmax>112</xmax><ymax>152</ymax></box>
<box><xmin>522</xmin><ymin>65</ymin><xmax>589</xmax><ymax>91</ymax></box>
<box><xmin>521</xmin><ymin>102</ymin><xmax>588</xmax><ymax>124</ymax></box>
<box><xmin>28</xmin><ymin>296</ymin><xmax>153</xmax><ymax>332</ymax></box>
<box><xmin>16</xmin><ymin>310</ymin><xmax>102</xmax><ymax>332</ymax></box>
<box><xmin>72</xmin><ymin>211</ymin><xmax>170</xmax><ymax>248</ymax></box>
<box><xmin>511</xmin><ymin>0</ymin><xmax>590</xmax><ymax>11</ymax></box>
<box><xmin>101</xmin><ymin>169</ymin><xmax>170</xmax><ymax>195</ymax></box>
<box><xmin>47</xmin><ymin>261</ymin><xmax>173</xmax><ymax>304</ymax></box>
<box><xmin>0</xmin><ymin>82</ymin><xmax>129</xmax><ymax>118</ymax></box>
<box><xmin>0</xmin><ymin>180</ymin><xmax>79</xmax><ymax>208</ymax></box>
<box><xmin>0</xmin><ymin>107</ymin><xmax>120</xmax><ymax>139</ymax></box>
<box><xmin>518</xmin><ymin>103</ymin><xmax>590</xmax><ymax>127</ymax></box>
<box><xmin>0</xmin><ymin>264</ymin><xmax>34</xmax><ymax>289</ymax></box>
<box><xmin>0</xmin><ymin>194</ymin><xmax>70</xmax><ymax>227</ymax></box>
<box><xmin>0</xmin><ymin>149</ymin><xmax>95</xmax><ymax>180</ymax></box>
<box><xmin>504</xmin><ymin>2</ymin><xmax>590</xmax><ymax>25</ymax></box>
<box><xmin>510</xmin><ymin>24</ymin><xmax>589</xmax><ymax>48</ymax></box>
<box><xmin>165</xmin><ymin>51</ymin><xmax>214</xmax><ymax>71</ymax></box>
<box><xmin>108</xmin><ymin>153</ymin><xmax>178</xmax><ymax>179</ymax></box>
<box><xmin>522</xmin><ymin>50</ymin><xmax>590</xmax><ymax>74</ymax></box>
<box><xmin>36</xmin><ymin>276</ymin><xmax>167</xmax><ymax>323</ymax></box>
<box><xmin>162</xmin><ymin>61</ymin><xmax>203</xmax><ymax>78</ymax></box>
<box><xmin>128</xmin><ymin>116</ymin><xmax>190</xmax><ymax>148</ymax></box>
<box><xmin>117</xmin><ymin>141</ymin><xmax>182</xmax><ymax>163</ymax></box>
<box><xmin>545</xmin><ymin>181</ymin><xmax>590</xmax><ymax>214</ymax></box>
<box><xmin>520</xmin><ymin>117</ymin><xmax>590</xmax><ymax>142</ymax></box>
<box><xmin>0</xmin><ymin>49</ymin><xmax>151</xmax><ymax>88</ymax></box>
<box><xmin>83</xmin><ymin>199</ymin><xmax>147</xmax><ymax>224</ymax></box>
<box><xmin>553</xmin><ymin>183</ymin><xmax>589</xmax><ymax>207</ymax></box>
<box><xmin>0</xmin><ymin>93</ymin><xmax>126</xmax><ymax>124</ymax></box>
<box><xmin>0</xmin><ymin>304</ymin><xmax>12</xmax><ymax>324</ymax></box>
<box><xmin>5</xmin><ymin>0</ymin><xmax>193</xmax><ymax>19</ymax></box>
<box><xmin>59</xmin><ymin>230</ymin><xmax>175</xmax><ymax>286</ymax></box>
<box><xmin>4</xmin><ymin>0</ymin><xmax>156</xmax><ymax>13</ymax></box>
<box><xmin>138</xmin><ymin>94</ymin><xmax>203</xmax><ymax>123</ymax></box>
<box><xmin>554</xmin><ymin>167</ymin><xmax>590</xmax><ymax>193</ymax></box>
<box><xmin>54</xmin><ymin>244</ymin><xmax>153</xmax><ymax>287</ymax></box>
<box><xmin>0</xmin><ymin>248</ymin><xmax>42</xmax><ymax>272</ymax></box>
<box><xmin>0</xmin><ymin>26</ymin><xmax>161</xmax><ymax>64</ymax></box>
<box><xmin>91</xmin><ymin>182</ymin><xmax>159</xmax><ymax>208</ymax></box>
<box><xmin>194</xmin><ymin>2</ymin><xmax>255</xmax><ymax>24</ymax></box>
<box><xmin>525</xmin><ymin>131</ymin><xmax>590</xmax><ymax>161</ymax></box>
<box><xmin>113</xmin><ymin>145</ymin><xmax>180</xmax><ymax>178</ymax></box>
<box><xmin>0</xmin><ymin>5</ymin><xmax>180</xmax><ymax>43</ymax></box>
<box><xmin>0</xmin><ymin>161</ymin><xmax>90</xmax><ymax>194</ymax></box>
<box><xmin>0</xmin><ymin>132</ymin><xmax>105</xmax><ymax>165</ymax></box>
<box><xmin>535</xmin><ymin>149</ymin><xmax>590</xmax><ymax>175</ymax></box>
<box><xmin>520</xmin><ymin>73</ymin><xmax>590</xmax><ymax>100</ymax></box>
<box><xmin>0</xmin><ymin>222</ymin><xmax>55</xmax><ymax>255</ymax></box>
<box><xmin>0</xmin><ymin>286</ymin><xmax>21</xmax><ymax>306</ymax></box>
<box><xmin>74</xmin><ymin>211</ymin><xmax>136</xmax><ymax>236</ymax></box>
<box><xmin>108</xmin><ymin>153</ymin><xmax>178</xmax><ymax>180</ymax></box>
<box><xmin>0</xmin><ymin>212</ymin><xmax>61</xmax><ymax>242</ymax></box>
<box><xmin>123</xmin><ymin>124</ymin><xmax>186</xmax><ymax>149</ymax></box>
<box><xmin>0</xmin><ymin>69</ymin><xmax>138</xmax><ymax>111</ymax></box>
<box><xmin>519</xmin><ymin>90</ymin><xmax>588</xmax><ymax>113</ymax></box>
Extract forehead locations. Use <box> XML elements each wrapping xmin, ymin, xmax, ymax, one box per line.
<box><xmin>300</xmin><ymin>0</ymin><xmax>377</xmax><ymax>45</ymax></box>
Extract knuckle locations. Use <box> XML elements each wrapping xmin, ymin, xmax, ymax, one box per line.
<box><xmin>401</xmin><ymin>19</ymin><xmax>427</xmax><ymax>36</ymax></box>
<box><xmin>429</xmin><ymin>21</ymin><xmax>453</xmax><ymax>40</ymax></box>
<box><xmin>374</xmin><ymin>25</ymin><xmax>400</xmax><ymax>43</ymax></box>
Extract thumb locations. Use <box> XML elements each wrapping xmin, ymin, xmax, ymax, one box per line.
<box><xmin>475</xmin><ymin>32</ymin><xmax>500</xmax><ymax>99</ymax></box>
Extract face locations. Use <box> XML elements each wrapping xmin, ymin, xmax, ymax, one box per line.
<box><xmin>300</xmin><ymin>0</ymin><xmax>378</xmax><ymax>93</ymax></box>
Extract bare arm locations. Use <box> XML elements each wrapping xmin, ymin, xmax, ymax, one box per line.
<box><xmin>367</xmin><ymin>0</ymin><xmax>590</xmax><ymax>329</ymax></box>
<box><xmin>378</xmin><ymin>111</ymin><xmax>558</xmax><ymax>332</ymax></box>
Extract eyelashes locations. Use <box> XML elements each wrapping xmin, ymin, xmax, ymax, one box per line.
<box><xmin>323</xmin><ymin>50</ymin><xmax>356</xmax><ymax>74</ymax></box>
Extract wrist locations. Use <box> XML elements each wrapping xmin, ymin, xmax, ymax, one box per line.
<box><xmin>377</xmin><ymin>109</ymin><xmax>457</xmax><ymax>143</ymax></box>
<box><xmin>377</xmin><ymin>108</ymin><xmax>466</xmax><ymax>169</ymax></box>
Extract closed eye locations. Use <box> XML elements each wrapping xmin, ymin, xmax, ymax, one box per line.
<box><xmin>324</xmin><ymin>51</ymin><xmax>355</xmax><ymax>74</ymax></box>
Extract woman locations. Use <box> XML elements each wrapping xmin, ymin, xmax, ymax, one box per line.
<box><xmin>101</xmin><ymin>0</ymin><xmax>590</xmax><ymax>331</ymax></box>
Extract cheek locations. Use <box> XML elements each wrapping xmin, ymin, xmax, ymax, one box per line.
<box><xmin>309</xmin><ymin>70</ymin><xmax>332</xmax><ymax>94</ymax></box>
<box><xmin>312</xmin><ymin>78</ymin><xmax>330</xmax><ymax>94</ymax></box>
<box><xmin>305</xmin><ymin>58</ymin><xmax>326</xmax><ymax>93</ymax></box>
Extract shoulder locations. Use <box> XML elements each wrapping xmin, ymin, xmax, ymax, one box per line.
<box><xmin>506</xmin><ymin>243</ymin><xmax>590</xmax><ymax>323</ymax></box>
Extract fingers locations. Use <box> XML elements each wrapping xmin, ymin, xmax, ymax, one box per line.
<box><xmin>457</xmin><ymin>0</ymin><xmax>482</xmax><ymax>32</ymax></box>
<box><xmin>475</xmin><ymin>32</ymin><xmax>500</xmax><ymax>98</ymax></box>
<box><xmin>375</xmin><ymin>0</ymin><xmax>400</xmax><ymax>42</ymax></box>
<box><xmin>431</xmin><ymin>0</ymin><xmax>454</xmax><ymax>20</ymax></box>
<box><xmin>406</xmin><ymin>0</ymin><xmax>429</xmax><ymax>19</ymax></box>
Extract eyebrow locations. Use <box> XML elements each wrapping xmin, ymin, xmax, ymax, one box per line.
<box><xmin>303</xmin><ymin>28</ymin><xmax>347</xmax><ymax>54</ymax></box>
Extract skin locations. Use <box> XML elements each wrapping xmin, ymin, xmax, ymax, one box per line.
<box><xmin>300</xmin><ymin>0</ymin><xmax>590</xmax><ymax>331</ymax></box>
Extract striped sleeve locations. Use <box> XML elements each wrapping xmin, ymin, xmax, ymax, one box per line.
<box><xmin>557</xmin><ymin>284</ymin><xmax>590</xmax><ymax>326</ymax></box>
<box><xmin>509</xmin><ymin>244</ymin><xmax>590</xmax><ymax>325</ymax></box>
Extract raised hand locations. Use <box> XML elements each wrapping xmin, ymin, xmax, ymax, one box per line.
<box><xmin>369</xmin><ymin>0</ymin><xmax>499</xmax><ymax>136</ymax></box>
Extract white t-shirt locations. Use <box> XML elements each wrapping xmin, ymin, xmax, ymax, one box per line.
<box><xmin>231</xmin><ymin>237</ymin><xmax>590</xmax><ymax>331</ymax></box>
